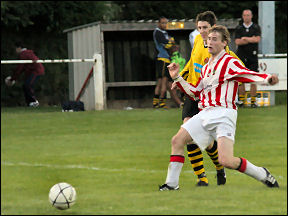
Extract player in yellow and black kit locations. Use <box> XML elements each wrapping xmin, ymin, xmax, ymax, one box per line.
<box><xmin>176</xmin><ymin>11</ymin><xmax>244</xmax><ymax>187</ymax></box>
<box><xmin>153</xmin><ymin>17</ymin><xmax>183</xmax><ymax>108</ymax></box>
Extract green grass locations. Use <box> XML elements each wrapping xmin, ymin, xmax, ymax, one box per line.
<box><xmin>1</xmin><ymin>105</ymin><xmax>287</xmax><ymax>215</ymax></box>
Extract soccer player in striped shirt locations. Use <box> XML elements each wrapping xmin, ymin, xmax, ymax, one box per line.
<box><xmin>159</xmin><ymin>25</ymin><xmax>279</xmax><ymax>190</ymax></box>
<box><xmin>176</xmin><ymin>11</ymin><xmax>245</xmax><ymax>187</ymax></box>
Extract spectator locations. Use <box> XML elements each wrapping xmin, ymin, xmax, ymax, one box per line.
<box><xmin>5</xmin><ymin>42</ymin><xmax>45</xmax><ymax>107</ymax></box>
<box><xmin>235</xmin><ymin>9</ymin><xmax>261</xmax><ymax>108</ymax></box>
<box><xmin>152</xmin><ymin>17</ymin><xmax>183</xmax><ymax>108</ymax></box>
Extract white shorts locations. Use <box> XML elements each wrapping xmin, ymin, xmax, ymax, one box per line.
<box><xmin>181</xmin><ymin>106</ymin><xmax>237</xmax><ymax>151</ymax></box>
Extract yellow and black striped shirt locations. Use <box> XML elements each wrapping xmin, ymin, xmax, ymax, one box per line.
<box><xmin>180</xmin><ymin>34</ymin><xmax>244</xmax><ymax>86</ymax></box>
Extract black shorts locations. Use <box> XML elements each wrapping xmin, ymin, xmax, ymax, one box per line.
<box><xmin>182</xmin><ymin>96</ymin><xmax>200</xmax><ymax>121</ymax></box>
<box><xmin>155</xmin><ymin>59</ymin><xmax>172</xmax><ymax>81</ymax></box>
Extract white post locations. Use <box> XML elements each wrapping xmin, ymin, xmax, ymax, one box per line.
<box><xmin>258</xmin><ymin>1</ymin><xmax>275</xmax><ymax>54</ymax></box>
<box><xmin>93</xmin><ymin>53</ymin><xmax>105</xmax><ymax>110</ymax></box>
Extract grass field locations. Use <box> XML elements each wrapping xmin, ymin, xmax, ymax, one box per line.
<box><xmin>1</xmin><ymin>105</ymin><xmax>287</xmax><ymax>215</ymax></box>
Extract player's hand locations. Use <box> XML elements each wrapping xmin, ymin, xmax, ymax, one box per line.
<box><xmin>167</xmin><ymin>63</ymin><xmax>180</xmax><ymax>80</ymax></box>
<box><xmin>268</xmin><ymin>74</ymin><xmax>279</xmax><ymax>85</ymax></box>
<box><xmin>171</xmin><ymin>81</ymin><xmax>179</xmax><ymax>90</ymax></box>
<box><xmin>241</xmin><ymin>37</ymin><xmax>248</xmax><ymax>41</ymax></box>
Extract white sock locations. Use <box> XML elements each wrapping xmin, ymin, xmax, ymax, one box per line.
<box><xmin>165</xmin><ymin>162</ymin><xmax>184</xmax><ymax>187</ymax></box>
<box><xmin>164</xmin><ymin>155</ymin><xmax>185</xmax><ymax>187</ymax></box>
<box><xmin>238</xmin><ymin>158</ymin><xmax>266</xmax><ymax>181</ymax></box>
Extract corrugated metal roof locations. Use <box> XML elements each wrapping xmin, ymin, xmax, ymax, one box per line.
<box><xmin>63</xmin><ymin>18</ymin><xmax>240</xmax><ymax>33</ymax></box>
<box><xmin>63</xmin><ymin>19</ymin><xmax>189</xmax><ymax>33</ymax></box>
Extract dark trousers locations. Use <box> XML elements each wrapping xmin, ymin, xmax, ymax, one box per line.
<box><xmin>23</xmin><ymin>74</ymin><xmax>41</xmax><ymax>106</ymax></box>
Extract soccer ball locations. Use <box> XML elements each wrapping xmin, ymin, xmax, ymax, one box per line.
<box><xmin>48</xmin><ymin>182</ymin><xmax>76</xmax><ymax>210</ymax></box>
<box><xmin>5</xmin><ymin>76</ymin><xmax>15</xmax><ymax>86</ymax></box>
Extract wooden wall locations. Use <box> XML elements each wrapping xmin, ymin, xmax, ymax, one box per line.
<box><xmin>104</xmin><ymin>30</ymin><xmax>192</xmax><ymax>100</ymax></box>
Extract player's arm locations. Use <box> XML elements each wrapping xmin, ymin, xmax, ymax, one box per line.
<box><xmin>155</xmin><ymin>29</ymin><xmax>169</xmax><ymax>44</ymax></box>
<box><xmin>226</xmin><ymin>59</ymin><xmax>278</xmax><ymax>85</ymax></box>
<box><xmin>235</xmin><ymin>38</ymin><xmax>247</xmax><ymax>45</ymax></box>
<box><xmin>172</xmin><ymin>58</ymin><xmax>189</xmax><ymax>90</ymax></box>
<box><xmin>240</xmin><ymin>36</ymin><xmax>261</xmax><ymax>44</ymax></box>
<box><xmin>235</xmin><ymin>36</ymin><xmax>260</xmax><ymax>45</ymax></box>
<box><xmin>242</xmin><ymin>24</ymin><xmax>261</xmax><ymax>44</ymax></box>
<box><xmin>234</xmin><ymin>26</ymin><xmax>245</xmax><ymax>45</ymax></box>
<box><xmin>154</xmin><ymin>30</ymin><xmax>174</xmax><ymax>49</ymax></box>
<box><xmin>168</xmin><ymin>63</ymin><xmax>202</xmax><ymax>100</ymax></box>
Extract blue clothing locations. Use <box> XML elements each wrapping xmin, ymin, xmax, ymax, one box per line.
<box><xmin>153</xmin><ymin>27</ymin><xmax>170</xmax><ymax>60</ymax></box>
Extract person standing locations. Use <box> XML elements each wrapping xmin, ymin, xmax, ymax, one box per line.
<box><xmin>152</xmin><ymin>17</ymin><xmax>182</xmax><ymax>108</ymax></box>
<box><xmin>235</xmin><ymin>9</ymin><xmax>261</xmax><ymax>108</ymax></box>
<box><xmin>159</xmin><ymin>25</ymin><xmax>279</xmax><ymax>191</ymax></box>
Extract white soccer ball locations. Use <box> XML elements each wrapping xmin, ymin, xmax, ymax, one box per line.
<box><xmin>5</xmin><ymin>76</ymin><xmax>15</xmax><ymax>86</ymax></box>
<box><xmin>48</xmin><ymin>182</ymin><xmax>76</xmax><ymax>210</ymax></box>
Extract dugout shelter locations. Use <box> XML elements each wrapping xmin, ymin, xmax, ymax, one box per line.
<box><xmin>63</xmin><ymin>18</ymin><xmax>241</xmax><ymax>110</ymax></box>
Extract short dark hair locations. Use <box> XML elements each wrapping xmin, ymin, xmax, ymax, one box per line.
<box><xmin>15</xmin><ymin>42</ymin><xmax>23</xmax><ymax>48</ymax></box>
<box><xmin>158</xmin><ymin>16</ymin><xmax>167</xmax><ymax>22</ymax></box>
<box><xmin>196</xmin><ymin>11</ymin><xmax>217</xmax><ymax>27</ymax></box>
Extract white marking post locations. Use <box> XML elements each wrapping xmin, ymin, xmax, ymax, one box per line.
<box><xmin>93</xmin><ymin>53</ymin><xmax>105</xmax><ymax>110</ymax></box>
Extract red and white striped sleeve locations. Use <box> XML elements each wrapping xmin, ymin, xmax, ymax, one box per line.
<box><xmin>226</xmin><ymin>58</ymin><xmax>271</xmax><ymax>84</ymax></box>
<box><xmin>173</xmin><ymin>76</ymin><xmax>204</xmax><ymax>101</ymax></box>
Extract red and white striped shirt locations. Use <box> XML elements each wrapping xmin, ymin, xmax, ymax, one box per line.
<box><xmin>174</xmin><ymin>50</ymin><xmax>271</xmax><ymax>110</ymax></box>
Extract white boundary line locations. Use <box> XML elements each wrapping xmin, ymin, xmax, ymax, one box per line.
<box><xmin>0</xmin><ymin>161</ymin><xmax>216</xmax><ymax>174</ymax></box>
<box><xmin>1</xmin><ymin>59</ymin><xmax>96</xmax><ymax>64</ymax></box>
<box><xmin>1</xmin><ymin>161</ymin><xmax>162</xmax><ymax>173</ymax></box>
<box><xmin>1</xmin><ymin>161</ymin><xmax>284</xmax><ymax>178</ymax></box>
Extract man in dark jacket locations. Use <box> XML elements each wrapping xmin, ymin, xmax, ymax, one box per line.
<box><xmin>6</xmin><ymin>43</ymin><xmax>45</xmax><ymax>107</ymax></box>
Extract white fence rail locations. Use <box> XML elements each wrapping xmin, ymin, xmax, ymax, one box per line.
<box><xmin>1</xmin><ymin>54</ymin><xmax>287</xmax><ymax>65</ymax></box>
<box><xmin>1</xmin><ymin>59</ymin><xmax>95</xmax><ymax>64</ymax></box>
<box><xmin>257</xmin><ymin>53</ymin><xmax>287</xmax><ymax>58</ymax></box>
<box><xmin>1</xmin><ymin>54</ymin><xmax>286</xmax><ymax>109</ymax></box>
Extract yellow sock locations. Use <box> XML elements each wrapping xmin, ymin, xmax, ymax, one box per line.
<box><xmin>187</xmin><ymin>143</ymin><xmax>208</xmax><ymax>183</ymax></box>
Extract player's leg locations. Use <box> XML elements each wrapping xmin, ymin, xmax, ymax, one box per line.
<box><xmin>205</xmin><ymin>141</ymin><xmax>226</xmax><ymax>185</ymax></box>
<box><xmin>186</xmin><ymin>140</ymin><xmax>208</xmax><ymax>186</ymax></box>
<box><xmin>159</xmin><ymin>75</ymin><xmax>168</xmax><ymax>108</ymax></box>
<box><xmin>159</xmin><ymin>127</ymin><xmax>192</xmax><ymax>190</ymax></box>
<box><xmin>183</xmin><ymin>98</ymin><xmax>208</xmax><ymax>186</ymax></box>
<box><xmin>250</xmin><ymin>83</ymin><xmax>257</xmax><ymax>108</ymax></box>
<box><xmin>159</xmin><ymin>61</ymin><xmax>171</xmax><ymax>109</ymax></box>
<box><xmin>153</xmin><ymin>77</ymin><xmax>162</xmax><ymax>108</ymax></box>
<box><xmin>23</xmin><ymin>74</ymin><xmax>39</xmax><ymax>107</ymax></box>
<box><xmin>237</xmin><ymin>83</ymin><xmax>246</xmax><ymax>107</ymax></box>
<box><xmin>153</xmin><ymin>60</ymin><xmax>163</xmax><ymax>108</ymax></box>
<box><xmin>217</xmin><ymin>136</ymin><xmax>279</xmax><ymax>187</ymax></box>
<box><xmin>248</xmin><ymin>61</ymin><xmax>259</xmax><ymax>108</ymax></box>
